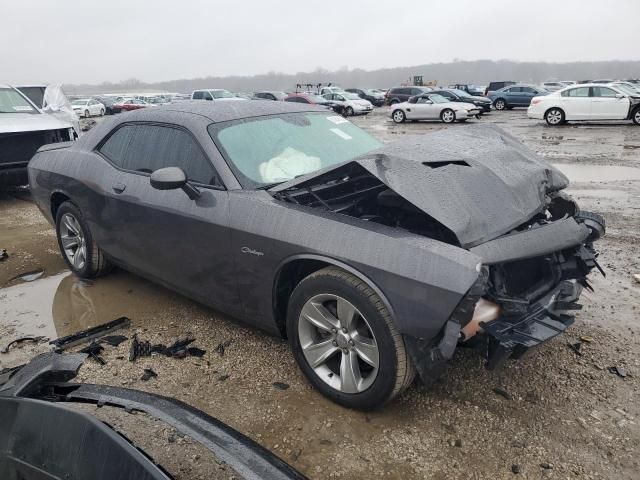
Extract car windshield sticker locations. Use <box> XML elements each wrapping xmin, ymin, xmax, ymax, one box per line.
<box><xmin>13</xmin><ymin>106</ymin><xmax>33</xmax><ymax>111</ymax></box>
<box><xmin>330</xmin><ymin>128</ymin><xmax>352</xmax><ymax>140</ymax></box>
<box><xmin>326</xmin><ymin>115</ymin><xmax>349</xmax><ymax>125</ymax></box>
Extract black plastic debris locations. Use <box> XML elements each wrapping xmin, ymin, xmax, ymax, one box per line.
<box><xmin>511</xmin><ymin>464</ymin><xmax>521</xmax><ymax>474</ymax></box>
<box><xmin>129</xmin><ymin>335</ymin><xmax>205</xmax><ymax>361</ymax></box>
<box><xmin>568</xmin><ymin>342</ymin><xmax>583</xmax><ymax>356</ymax></box>
<box><xmin>187</xmin><ymin>347</ymin><xmax>206</xmax><ymax>358</ymax></box>
<box><xmin>215</xmin><ymin>339</ymin><xmax>232</xmax><ymax>357</ymax></box>
<box><xmin>79</xmin><ymin>341</ymin><xmax>106</xmax><ymax>365</ymax></box>
<box><xmin>493</xmin><ymin>387</ymin><xmax>512</xmax><ymax>400</ymax></box>
<box><xmin>217</xmin><ymin>374</ymin><xmax>230</xmax><ymax>382</ymax></box>
<box><xmin>141</xmin><ymin>368</ymin><xmax>158</xmax><ymax>381</ymax></box>
<box><xmin>101</xmin><ymin>335</ymin><xmax>128</xmax><ymax>347</ymax></box>
<box><xmin>1</xmin><ymin>336</ymin><xmax>48</xmax><ymax>354</ymax></box>
<box><xmin>0</xmin><ymin>249</ymin><xmax>8</xmax><ymax>261</ymax></box>
<box><xmin>273</xmin><ymin>382</ymin><xmax>290</xmax><ymax>390</ymax></box>
<box><xmin>608</xmin><ymin>366</ymin><xmax>627</xmax><ymax>378</ymax></box>
<box><xmin>51</xmin><ymin>317</ymin><xmax>131</xmax><ymax>350</ymax></box>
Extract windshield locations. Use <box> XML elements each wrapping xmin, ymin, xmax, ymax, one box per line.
<box><xmin>429</xmin><ymin>94</ymin><xmax>449</xmax><ymax>104</ymax></box>
<box><xmin>0</xmin><ymin>88</ymin><xmax>39</xmax><ymax>113</ymax></box>
<box><xmin>210</xmin><ymin>112</ymin><xmax>382</xmax><ymax>188</ymax></box>
<box><xmin>343</xmin><ymin>93</ymin><xmax>361</xmax><ymax>100</ymax></box>
<box><xmin>614</xmin><ymin>84</ymin><xmax>637</xmax><ymax>96</ymax></box>
<box><xmin>212</xmin><ymin>90</ymin><xmax>235</xmax><ymax>99</ymax></box>
<box><xmin>451</xmin><ymin>89</ymin><xmax>473</xmax><ymax>98</ymax></box>
<box><xmin>71</xmin><ymin>99</ymin><xmax>88</xmax><ymax>105</ymax></box>
<box><xmin>0</xmin><ymin>88</ymin><xmax>38</xmax><ymax>114</ymax></box>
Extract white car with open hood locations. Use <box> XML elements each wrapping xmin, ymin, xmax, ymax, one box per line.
<box><xmin>390</xmin><ymin>93</ymin><xmax>481</xmax><ymax>123</ymax></box>
<box><xmin>528</xmin><ymin>83</ymin><xmax>640</xmax><ymax>126</ymax></box>
<box><xmin>0</xmin><ymin>85</ymin><xmax>75</xmax><ymax>186</ymax></box>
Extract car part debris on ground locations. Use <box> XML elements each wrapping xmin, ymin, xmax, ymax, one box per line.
<box><xmin>129</xmin><ymin>334</ymin><xmax>206</xmax><ymax>361</ymax></box>
<box><xmin>0</xmin><ymin>249</ymin><xmax>7</xmax><ymax>261</ymax></box>
<box><xmin>1</xmin><ymin>336</ymin><xmax>48</xmax><ymax>354</ymax></box>
<box><xmin>0</xmin><ymin>353</ymin><xmax>307</xmax><ymax>480</ymax></box>
<box><xmin>51</xmin><ymin>316</ymin><xmax>131</xmax><ymax>350</ymax></box>
<box><xmin>141</xmin><ymin>368</ymin><xmax>158</xmax><ymax>381</ymax></box>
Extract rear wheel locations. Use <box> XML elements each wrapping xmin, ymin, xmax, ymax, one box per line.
<box><xmin>287</xmin><ymin>267</ymin><xmax>415</xmax><ymax>410</ymax></box>
<box><xmin>494</xmin><ymin>99</ymin><xmax>506</xmax><ymax>110</ymax></box>
<box><xmin>392</xmin><ymin>109</ymin><xmax>406</xmax><ymax>123</ymax></box>
<box><xmin>55</xmin><ymin>202</ymin><xmax>112</xmax><ymax>278</ymax></box>
<box><xmin>441</xmin><ymin>109</ymin><xmax>456</xmax><ymax>123</ymax></box>
<box><xmin>545</xmin><ymin>108</ymin><xmax>565</xmax><ymax>126</ymax></box>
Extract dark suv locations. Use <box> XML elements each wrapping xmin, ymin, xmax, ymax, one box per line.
<box><xmin>345</xmin><ymin>88</ymin><xmax>385</xmax><ymax>106</ymax></box>
<box><xmin>485</xmin><ymin>81</ymin><xmax>516</xmax><ymax>96</ymax></box>
<box><xmin>385</xmin><ymin>86</ymin><xmax>432</xmax><ymax>105</ymax></box>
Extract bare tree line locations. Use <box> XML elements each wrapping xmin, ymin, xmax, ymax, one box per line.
<box><xmin>65</xmin><ymin>60</ymin><xmax>640</xmax><ymax>94</ymax></box>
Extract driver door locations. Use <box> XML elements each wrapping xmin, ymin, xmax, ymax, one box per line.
<box><xmin>412</xmin><ymin>95</ymin><xmax>438</xmax><ymax>119</ymax></box>
<box><xmin>590</xmin><ymin>86</ymin><xmax>629</xmax><ymax>119</ymax></box>
<box><xmin>91</xmin><ymin>122</ymin><xmax>240</xmax><ymax>311</ymax></box>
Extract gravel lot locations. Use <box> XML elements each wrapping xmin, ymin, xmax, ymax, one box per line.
<box><xmin>1</xmin><ymin>108</ymin><xmax>639</xmax><ymax>479</ymax></box>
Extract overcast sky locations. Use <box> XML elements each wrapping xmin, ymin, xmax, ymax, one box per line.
<box><xmin>3</xmin><ymin>0</ymin><xmax>639</xmax><ymax>85</ymax></box>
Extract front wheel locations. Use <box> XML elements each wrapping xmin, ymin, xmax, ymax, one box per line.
<box><xmin>392</xmin><ymin>109</ymin><xmax>406</xmax><ymax>123</ymax></box>
<box><xmin>494</xmin><ymin>99</ymin><xmax>506</xmax><ymax>110</ymax></box>
<box><xmin>545</xmin><ymin>108</ymin><xmax>565</xmax><ymax>126</ymax></box>
<box><xmin>84</xmin><ymin>109</ymin><xmax>90</xmax><ymax>118</ymax></box>
<box><xmin>441</xmin><ymin>108</ymin><xmax>456</xmax><ymax>123</ymax></box>
<box><xmin>55</xmin><ymin>202</ymin><xmax>112</xmax><ymax>278</ymax></box>
<box><xmin>287</xmin><ymin>267</ymin><xmax>415</xmax><ymax>410</ymax></box>
<box><xmin>345</xmin><ymin>106</ymin><xmax>354</xmax><ymax>117</ymax></box>
<box><xmin>100</xmin><ymin>109</ymin><xmax>105</xmax><ymax>116</ymax></box>
<box><xmin>632</xmin><ymin>107</ymin><xmax>640</xmax><ymax>125</ymax></box>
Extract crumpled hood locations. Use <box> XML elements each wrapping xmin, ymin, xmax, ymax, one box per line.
<box><xmin>272</xmin><ymin>124</ymin><xmax>569</xmax><ymax>248</ymax></box>
<box><xmin>0</xmin><ymin>112</ymin><xmax>72</xmax><ymax>134</ymax></box>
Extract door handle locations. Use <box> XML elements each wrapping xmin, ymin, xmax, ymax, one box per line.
<box><xmin>112</xmin><ymin>183</ymin><xmax>126</xmax><ymax>194</ymax></box>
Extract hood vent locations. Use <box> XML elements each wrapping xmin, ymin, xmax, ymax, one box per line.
<box><xmin>422</xmin><ymin>160</ymin><xmax>470</xmax><ymax>169</ymax></box>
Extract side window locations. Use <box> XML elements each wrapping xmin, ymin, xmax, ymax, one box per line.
<box><xmin>509</xmin><ymin>87</ymin><xmax>522</xmax><ymax>93</ymax></box>
<box><xmin>592</xmin><ymin>87</ymin><xmax>617</xmax><ymax>97</ymax></box>
<box><xmin>202</xmin><ymin>91</ymin><xmax>213</xmax><ymax>100</ymax></box>
<box><xmin>411</xmin><ymin>88</ymin><xmax>423</xmax><ymax>95</ymax></box>
<box><xmin>440</xmin><ymin>92</ymin><xmax>455</xmax><ymax>99</ymax></box>
<box><xmin>193</xmin><ymin>91</ymin><xmax>203</xmax><ymax>100</ymax></box>
<box><xmin>566</xmin><ymin>87</ymin><xmax>590</xmax><ymax>97</ymax></box>
<box><xmin>99</xmin><ymin>125</ymin><xmax>219</xmax><ymax>186</ymax></box>
<box><xmin>521</xmin><ymin>87</ymin><xmax>536</xmax><ymax>94</ymax></box>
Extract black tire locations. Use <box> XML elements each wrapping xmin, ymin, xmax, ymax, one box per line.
<box><xmin>84</xmin><ymin>109</ymin><xmax>90</xmax><ymax>118</ymax></box>
<box><xmin>494</xmin><ymin>98</ymin><xmax>506</xmax><ymax>110</ymax></box>
<box><xmin>287</xmin><ymin>267</ymin><xmax>415</xmax><ymax>410</ymax></box>
<box><xmin>345</xmin><ymin>106</ymin><xmax>354</xmax><ymax>116</ymax></box>
<box><xmin>100</xmin><ymin>108</ymin><xmax>105</xmax><ymax>116</ymax></box>
<box><xmin>440</xmin><ymin>108</ymin><xmax>456</xmax><ymax>123</ymax></box>
<box><xmin>391</xmin><ymin>109</ymin><xmax>406</xmax><ymax>123</ymax></box>
<box><xmin>390</xmin><ymin>98</ymin><xmax>400</xmax><ymax>105</ymax></box>
<box><xmin>545</xmin><ymin>107</ymin><xmax>565</xmax><ymax>126</ymax></box>
<box><xmin>632</xmin><ymin>107</ymin><xmax>640</xmax><ymax>125</ymax></box>
<box><xmin>55</xmin><ymin>201</ymin><xmax>112</xmax><ymax>278</ymax></box>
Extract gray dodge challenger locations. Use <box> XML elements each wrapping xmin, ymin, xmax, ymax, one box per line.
<box><xmin>28</xmin><ymin>101</ymin><xmax>604</xmax><ymax>409</ymax></box>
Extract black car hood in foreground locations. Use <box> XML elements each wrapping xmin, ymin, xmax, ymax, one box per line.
<box><xmin>271</xmin><ymin>125</ymin><xmax>568</xmax><ymax>248</ymax></box>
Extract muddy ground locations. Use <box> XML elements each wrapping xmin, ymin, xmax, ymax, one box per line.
<box><xmin>1</xmin><ymin>108</ymin><xmax>639</xmax><ymax>479</ymax></box>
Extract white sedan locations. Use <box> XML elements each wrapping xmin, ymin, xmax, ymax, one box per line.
<box><xmin>71</xmin><ymin>98</ymin><xmax>105</xmax><ymax>118</ymax></box>
<box><xmin>322</xmin><ymin>92</ymin><xmax>373</xmax><ymax>116</ymax></box>
<box><xmin>528</xmin><ymin>83</ymin><xmax>640</xmax><ymax>126</ymax></box>
<box><xmin>390</xmin><ymin>93</ymin><xmax>481</xmax><ymax>123</ymax></box>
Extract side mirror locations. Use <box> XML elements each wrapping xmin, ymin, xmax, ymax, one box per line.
<box><xmin>615</xmin><ymin>93</ymin><xmax>624</xmax><ymax>99</ymax></box>
<box><xmin>408</xmin><ymin>96</ymin><xmax>418</xmax><ymax>104</ymax></box>
<box><xmin>150</xmin><ymin>167</ymin><xmax>200</xmax><ymax>200</ymax></box>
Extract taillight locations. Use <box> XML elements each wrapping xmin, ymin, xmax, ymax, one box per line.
<box><xmin>531</xmin><ymin>98</ymin><xmax>541</xmax><ymax>105</ymax></box>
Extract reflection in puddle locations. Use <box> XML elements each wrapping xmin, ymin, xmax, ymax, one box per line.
<box><xmin>0</xmin><ymin>270</ymin><xmax>176</xmax><ymax>341</ymax></box>
<box><xmin>7</xmin><ymin>269</ymin><xmax>45</xmax><ymax>284</ymax></box>
<box><xmin>552</xmin><ymin>163</ymin><xmax>640</xmax><ymax>183</ymax></box>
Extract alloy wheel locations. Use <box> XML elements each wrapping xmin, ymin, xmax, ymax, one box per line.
<box><xmin>442</xmin><ymin>110</ymin><xmax>455</xmax><ymax>123</ymax></box>
<box><xmin>60</xmin><ymin>213</ymin><xmax>87</xmax><ymax>270</ymax></box>
<box><xmin>392</xmin><ymin>110</ymin><xmax>405</xmax><ymax>123</ymax></box>
<box><xmin>634</xmin><ymin>110</ymin><xmax>640</xmax><ymax>125</ymax></box>
<box><xmin>495</xmin><ymin>100</ymin><xmax>505</xmax><ymax>110</ymax></box>
<box><xmin>298</xmin><ymin>294</ymin><xmax>379</xmax><ymax>394</ymax></box>
<box><xmin>547</xmin><ymin>109</ymin><xmax>563</xmax><ymax>125</ymax></box>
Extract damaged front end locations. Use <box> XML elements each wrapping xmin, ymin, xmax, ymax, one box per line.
<box><xmin>408</xmin><ymin>207</ymin><xmax>605</xmax><ymax>382</ymax></box>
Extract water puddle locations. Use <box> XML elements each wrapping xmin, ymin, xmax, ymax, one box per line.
<box><xmin>552</xmin><ymin>163</ymin><xmax>640</xmax><ymax>183</ymax></box>
<box><xmin>7</xmin><ymin>268</ymin><xmax>45</xmax><ymax>284</ymax></box>
<box><xmin>0</xmin><ymin>270</ymin><xmax>178</xmax><ymax>342</ymax></box>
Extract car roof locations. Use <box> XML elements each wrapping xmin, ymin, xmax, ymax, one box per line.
<box><xmin>121</xmin><ymin>100</ymin><xmax>321</xmax><ymax>123</ymax></box>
